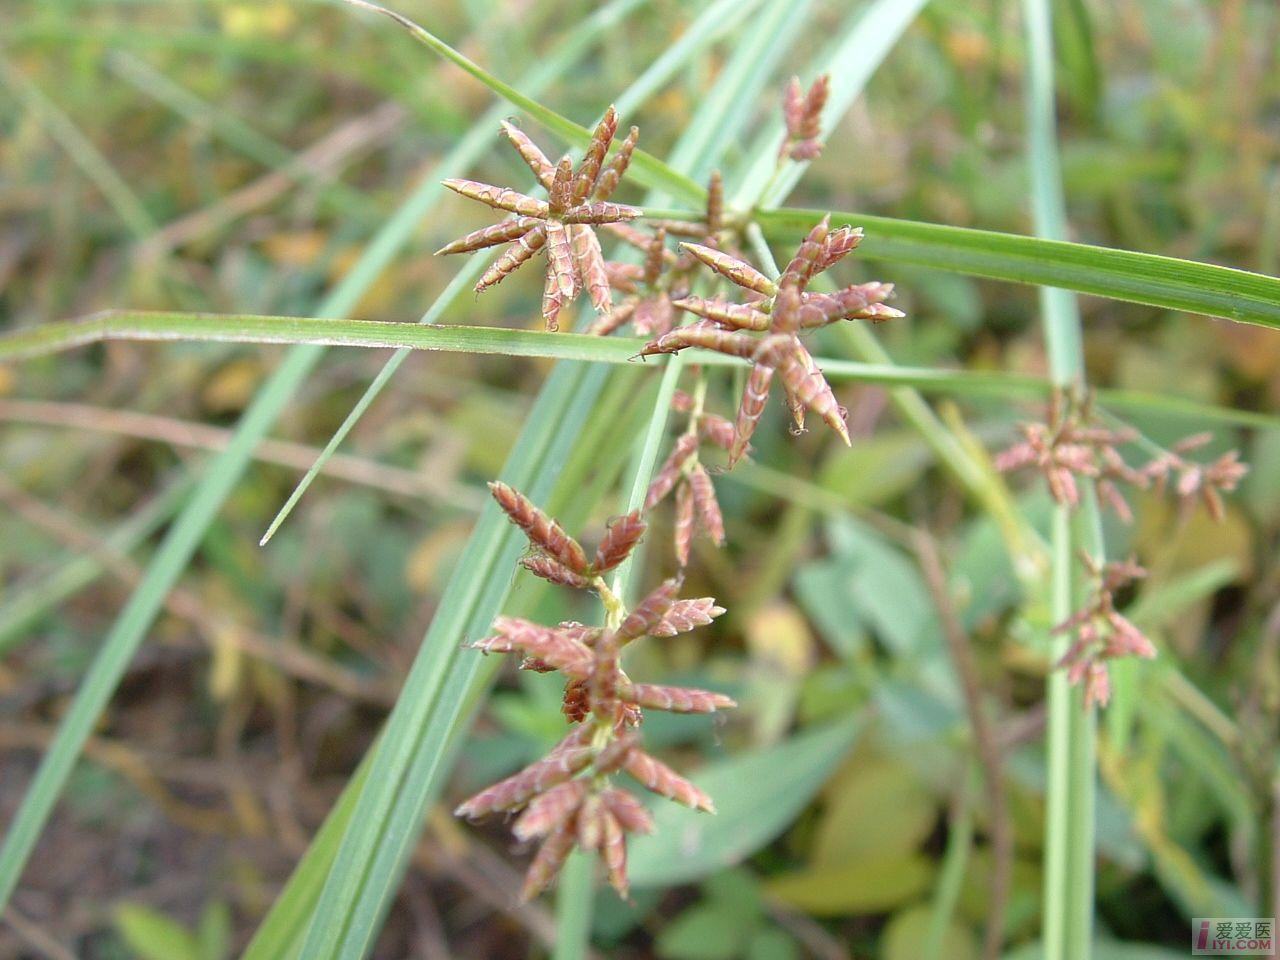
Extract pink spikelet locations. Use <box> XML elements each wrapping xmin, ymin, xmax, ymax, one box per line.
<box><xmin>624</xmin><ymin>749</ymin><xmax>715</xmax><ymax>812</ymax></box>
<box><xmin>489</xmin><ymin>481</ymin><xmax>589</xmax><ymax>574</ymax></box>
<box><xmin>651</xmin><ymin>598</ymin><xmax>726</xmax><ymax>636</ymax></box>
<box><xmin>593</xmin><ymin>510</ymin><xmax>646</xmax><ymax>573</ymax></box>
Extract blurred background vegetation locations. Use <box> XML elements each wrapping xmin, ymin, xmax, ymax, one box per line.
<box><xmin>1</xmin><ymin>0</ymin><xmax>1278</xmax><ymax>958</ymax></box>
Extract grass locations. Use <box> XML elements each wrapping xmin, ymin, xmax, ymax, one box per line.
<box><xmin>1</xmin><ymin>1</ymin><xmax>1277</xmax><ymax>958</ymax></box>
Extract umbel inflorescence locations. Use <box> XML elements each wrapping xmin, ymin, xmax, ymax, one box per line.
<box><xmin>457</xmin><ymin>483</ymin><xmax>730</xmax><ymax>899</ymax></box>
<box><xmin>436</xmin><ymin>77</ymin><xmax>902</xmax><ymax>904</ymax></box>
<box><xmin>997</xmin><ymin>391</ymin><xmax>1248</xmax><ymax>705</ymax></box>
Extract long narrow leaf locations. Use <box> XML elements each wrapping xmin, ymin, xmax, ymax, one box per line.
<box><xmin>756</xmin><ymin>207</ymin><xmax>1280</xmax><ymax>330</ymax></box>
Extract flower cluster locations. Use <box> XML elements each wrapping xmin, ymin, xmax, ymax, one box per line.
<box><xmin>644</xmin><ymin>390</ymin><xmax>732</xmax><ymax>566</ymax></box>
<box><xmin>998</xmin><ymin>395</ymin><xmax>1249</xmax><ymax>705</ymax></box>
<box><xmin>639</xmin><ymin>216</ymin><xmax>903</xmax><ymax>463</ymax></box>
<box><xmin>436</xmin><ymin>106</ymin><xmax>641</xmax><ymax>329</ymax></box>
<box><xmin>780</xmin><ymin>74</ymin><xmax>830</xmax><ymax>161</ymax></box>
<box><xmin>996</xmin><ymin>394</ymin><xmax>1248</xmax><ymax>524</ymax></box>
<box><xmin>1053</xmin><ymin>556</ymin><xmax>1154</xmax><ymax>708</ymax></box>
<box><xmin>458</xmin><ymin>482</ymin><xmax>731</xmax><ymax>899</ymax></box>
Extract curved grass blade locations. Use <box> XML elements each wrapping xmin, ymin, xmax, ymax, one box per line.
<box><xmin>756</xmin><ymin>207</ymin><xmax>1280</xmax><ymax>330</ymax></box>
<box><xmin>337</xmin><ymin>0</ymin><xmax>705</xmax><ymax>206</ymax></box>
<box><xmin>4</xmin><ymin>312</ymin><xmax>1273</xmax><ymax>432</ymax></box>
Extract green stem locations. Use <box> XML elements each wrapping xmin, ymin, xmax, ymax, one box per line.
<box><xmin>552</xmin><ymin>852</ymin><xmax>596</xmax><ymax>960</ymax></box>
<box><xmin>1023</xmin><ymin>1</ymin><xmax>1100</xmax><ymax>957</ymax></box>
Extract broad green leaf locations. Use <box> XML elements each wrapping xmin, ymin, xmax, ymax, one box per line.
<box><xmin>656</xmin><ymin>903</ymin><xmax>751</xmax><ymax>960</ymax></box>
<box><xmin>628</xmin><ymin>716</ymin><xmax>863</xmax><ymax>888</ymax></box>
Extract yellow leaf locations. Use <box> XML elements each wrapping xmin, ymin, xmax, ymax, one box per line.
<box><xmin>812</xmin><ymin>757</ymin><xmax>937</xmax><ymax>867</ymax></box>
<box><xmin>202</xmin><ymin>358</ymin><xmax>262</xmax><ymax>413</ymax></box>
<box><xmin>765</xmin><ymin>854</ymin><xmax>934</xmax><ymax>915</ymax></box>
<box><xmin>882</xmin><ymin>904</ymin><xmax>979</xmax><ymax>960</ymax></box>
<box><xmin>404</xmin><ymin>520</ymin><xmax>472</xmax><ymax>594</ymax></box>
<box><xmin>745</xmin><ymin>602</ymin><xmax>815</xmax><ymax>677</ymax></box>
<box><xmin>262</xmin><ymin>230</ymin><xmax>328</xmax><ymax>267</ymax></box>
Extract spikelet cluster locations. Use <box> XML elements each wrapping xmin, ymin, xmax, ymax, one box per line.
<box><xmin>589</xmin><ymin>171</ymin><xmax>729</xmax><ymax>338</ymax></box>
<box><xmin>780</xmin><ymin>74</ymin><xmax>829</xmax><ymax>161</ymax></box>
<box><xmin>640</xmin><ymin>216</ymin><xmax>903</xmax><ymax>463</ymax></box>
<box><xmin>644</xmin><ymin>391</ymin><xmax>732</xmax><ymax>565</ymax></box>
<box><xmin>996</xmin><ymin>393</ymin><xmax>1248</xmax><ymax>523</ymax></box>
<box><xmin>1053</xmin><ymin>556</ymin><xmax>1155</xmax><ymax>708</ymax></box>
<box><xmin>460</xmin><ymin>483</ymin><xmax>731</xmax><ymax>899</ymax></box>
<box><xmin>436</xmin><ymin>107</ymin><xmax>641</xmax><ymax>329</ymax></box>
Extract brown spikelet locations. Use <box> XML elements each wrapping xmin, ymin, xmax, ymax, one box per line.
<box><xmin>781</xmin><ymin>74</ymin><xmax>828</xmax><ymax>160</ymax></box>
<box><xmin>520</xmin><ymin>554</ymin><xmax>592</xmax><ymax>589</ymax></box>
<box><xmin>470</xmin><ymin>617</ymin><xmax>595</xmax><ymax>677</ymax></box>
<box><xmin>512</xmin><ymin>780</ymin><xmax>588</xmax><ymax>841</ymax></box>
<box><xmin>474</xmin><ymin>224</ymin><xmax>547</xmax><ymax>293</ymax></box>
<box><xmin>543</xmin><ymin>221</ymin><xmax>580</xmax><ymax>329</ymax></box>
<box><xmin>455</xmin><ymin>741</ymin><xmax>594</xmax><ymax>818</ymax></box>
<box><xmin>817</xmin><ymin>225</ymin><xmax>863</xmax><ymax>271</ymax></box>
<box><xmin>562</xmin><ymin>200</ymin><xmax>644</xmax><ymax>224</ymax></box>
<box><xmin>489</xmin><ymin>482</ymin><xmax>589</xmax><ymax>573</ymax></box>
<box><xmin>561</xmin><ymin>679</ymin><xmax>589</xmax><ymax>723</ymax></box>
<box><xmin>590</xmin><ymin>630</ymin><xmax>622</xmax><ymax>712</ymax></box>
<box><xmin>548</xmin><ymin>156</ymin><xmax>574</xmax><ymax>216</ymax></box>
<box><xmin>593</xmin><ymin>732</ymin><xmax>639</xmax><ymax>775</ymax></box>
<box><xmin>674</xmin><ymin>479</ymin><xmax>695</xmax><ymax>567</ymax></box>
<box><xmin>599</xmin><ymin>810</ymin><xmax>629</xmax><ymax>897</ymax></box>
<box><xmin>593</xmin><ymin>125</ymin><xmax>639</xmax><ymax>200</ymax></box>
<box><xmin>601</xmin><ymin>788</ymin><xmax>654</xmax><ymax>835</ymax></box>
<box><xmin>499</xmin><ymin>121</ymin><xmax>556</xmax><ymax>189</ymax></box>
<box><xmin>593</xmin><ymin>510</ymin><xmax>647</xmax><ymax>573</ymax></box>
<box><xmin>572</xmin><ymin>106</ymin><xmax>618</xmax><ymax>203</ymax></box>
<box><xmin>625</xmin><ymin>683</ymin><xmax>736</xmax><ymax>714</ymax></box>
<box><xmin>731</xmin><ymin>362</ymin><xmax>774</xmax><ymax>465</ymax></box>
<box><xmin>779</xmin><ymin>216</ymin><xmax>829</xmax><ymax>292</ymax></box>
<box><xmin>619</xmin><ymin>578</ymin><xmax>683</xmax><ymax>642</ymax></box>
<box><xmin>588</xmin><ymin>300</ymin><xmax>635</xmax><ymax>337</ymax></box>
<box><xmin>633</xmin><ymin>295</ymin><xmax>676</xmax><ymax>337</ymax></box>
<box><xmin>521</xmin><ymin>822</ymin><xmax>576</xmax><ymax>900</ymax></box>
<box><xmin>672</xmin><ymin>296</ymin><xmax>771</xmax><ymax>331</ymax></box>
<box><xmin>651</xmin><ymin>597</ymin><xmax>726</xmax><ymax>636</ymax></box>
<box><xmin>644</xmin><ymin>226</ymin><xmax>667</xmax><ymax>287</ymax></box>
<box><xmin>646</xmin><ymin>434</ymin><xmax>699</xmax><ymax>509</ymax></box>
<box><xmin>700</xmin><ymin>414</ymin><xmax>735</xmax><ymax>451</ymax></box>
<box><xmin>706</xmin><ymin>169</ymin><xmax>724</xmax><ymax>236</ymax></box>
<box><xmin>575</xmin><ymin>794</ymin><xmax>605</xmax><ymax>851</ymax></box>
<box><xmin>680</xmin><ymin>243</ymin><xmax>776</xmax><ymax>296</ymax></box>
<box><xmin>571</xmin><ymin>224</ymin><xmax>613</xmax><ymax>314</ymax></box>
<box><xmin>777</xmin><ymin>343</ymin><xmax>849</xmax><ymax>445</ymax></box>
<box><xmin>442</xmin><ymin>178</ymin><xmax>549</xmax><ymax>218</ymax></box>
<box><xmin>623</xmin><ymin>749</ymin><xmax>714</xmax><ymax>812</ymax></box>
<box><xmin>688</xmin><ymin>463</ymin><xmax>725</xmax><ymax>545</ymax></box>
<box><xmin>641</xmin><ymin>324</ymin><xmax>759</xmax><ymax>359</ymax></box>
<box><xmin>434</xmin><ymin>217</ymin><xmax>540</xmax><ymax>256</ymax></box>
